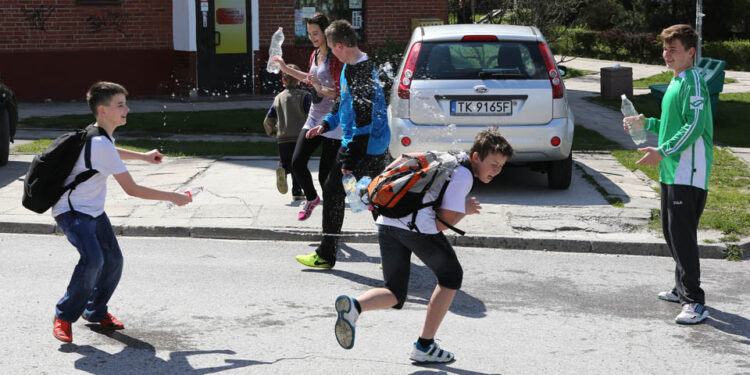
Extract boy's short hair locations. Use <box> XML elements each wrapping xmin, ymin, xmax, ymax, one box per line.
<box><xmin>282</xmin><ymin>64</ymin><xmax>300</xmax><ymax>86</ymax></box>
<box><xmin>325</xmin><ymin>20</ymin><xmax>358</xmax><ymax>47</ymax></box>
<box><xmin>87</xmin><ymin>81</ymin><xmax>128</xmax><ymax>116</ymax></box>
<box><xmin>659</xmin><ymin>24</ymin><xmax>698</xmax><ymax>50</ymax></box>
<box><xmin>469</xmin><ymin>127</ymin><xmax>514</xmax><ymax>160</ymax></box>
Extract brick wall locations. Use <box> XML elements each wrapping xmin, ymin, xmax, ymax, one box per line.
<box><xmin>255</xmin><ymin>0</ymin><xmax>448</xmax><ymax>91</ymax></box>
<box><xmin>257</xmin><ymin>0</ymin><xmax>448</xmax><ymax>49</ymax></box>
<box><xmin>0</xmin><ymin>0</ymin><xmax>173</xmax><ymax>52</ymax></box>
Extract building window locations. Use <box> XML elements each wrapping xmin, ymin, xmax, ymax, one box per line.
<box><xmin>294</xmin><ymin>0</ymin><xmax>365</xmax><ymax>45</ymax></box>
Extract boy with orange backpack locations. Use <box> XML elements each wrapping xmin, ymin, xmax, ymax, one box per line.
<box><xmin>333</xmin><ymin>128</ymin><xmax>513</xmax><ymax>363</ymax></box>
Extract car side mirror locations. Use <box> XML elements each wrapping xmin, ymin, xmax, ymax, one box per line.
<box><xmin>557</xmin><ymin>65</ymin><xmax>567</xmax><ymax>77</ymax></box>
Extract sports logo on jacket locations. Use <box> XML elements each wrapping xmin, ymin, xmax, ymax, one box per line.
<box><xmin>689</xmin><ymin>95</ymin><xmax>704</xmax><ymax>110</ymax></box>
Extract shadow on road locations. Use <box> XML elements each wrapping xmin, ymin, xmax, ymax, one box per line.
<box><xmin>410</xmin><ymin>363</ymin><xmax>502</xmax><ymax>375</ymax></box>
<box><xmin>58</xmin><ymin>327</ymin><xmax>267</xmax><ymax>374</ymax></box>
<box><xmin>471</xmin><ymin>164</ymin><xmax>625</xmax><ymax>206</ymax></box>
<box><xmin>0</xmin><ymin>159</ymin><xmax>29</xmax><ymax>189</ymax></box>
<box><xmin>706</xmin><ymin>306</ymin><xmax>750</xmax><ymax>345</ymax></box>
<box><xmin>304</xmin><ymin>243</ymin><xmax>487</xmax><ymax>319</ymax></box>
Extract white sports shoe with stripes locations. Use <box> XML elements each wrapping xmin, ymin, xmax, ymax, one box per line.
<box><xmin>675</xmin><ymin>303</ymin><xmax>709</xmax><ymax>325</ymax></box>
<box><xmin>409</xmin><ymin>342</ymin><xmax>455</xmax><ymax>363</ymax></box>
<box><xmin>334</xmin><ymin>295</ymin><xmax>359</xmax><ymax>349</ymax></box>
<box><xmin>657</xmin><ymin>290</ymin><xmax>680</xmax><ymax>303</ymax></box>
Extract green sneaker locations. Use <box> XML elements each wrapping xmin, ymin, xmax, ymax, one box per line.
<box><xmin>296</xmin><ymin>252</ymin><xmax>333</xmax><ymax>269</ymax></box>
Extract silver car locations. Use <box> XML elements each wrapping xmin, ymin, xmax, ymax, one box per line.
<box><xmin>388</xmin><ymin>24</ymin><xmax>575</xmax><ymax>189</ymax></box>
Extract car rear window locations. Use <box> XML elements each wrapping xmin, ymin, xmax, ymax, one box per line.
<box><xmin>413</xmin><ymin>41</ymin><xmax>549</xmax><ymax>80</ymax></box>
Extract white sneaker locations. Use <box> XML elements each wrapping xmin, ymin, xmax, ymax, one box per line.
<box><xmin>658</xmin><ymin>290</ymin><xmax>680</xmax><ymax>303</ymax></box>
<box><xmin>334</xmin><ymin>295</ymin><xmax>359</xmax><ymax>349</ymax></box>
<box><xmin>675</xmin><ymin>303</ymin><xmax>709</xmax><ymax>325</ymax></box>
<box><xmin>275</xmin><ymin>167</ymin><xmax>288</xmax><ymax>194</ymax></box>
<box><xmin>409</xmin><ymin>341</ymin><xmax>455</xmax><ymax>363</ymax></box>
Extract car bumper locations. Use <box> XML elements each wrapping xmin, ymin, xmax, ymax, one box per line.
<box><xmin>388</xmin><ymin>116</ymin><xmax>574</xmax><ymax>163</ymax></box>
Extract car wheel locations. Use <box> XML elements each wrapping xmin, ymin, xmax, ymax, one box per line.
<box><xmin>547</xmin><ymin>152</ymin><xmax>572</xmax><ymax>190</ymax></box>
<box><xmin>0</xmin><ymin>108</ymin><xmax>9</xmax><ymax>167</ymax></box>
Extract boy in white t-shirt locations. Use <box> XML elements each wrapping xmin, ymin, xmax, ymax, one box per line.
<box><xmin>332</xmin><ymin>129</ymin><xmax>513</xmax><ymax>363</ymax></box>
<box><xmin>52</xmin><ymin>82</ymin><xmax>192</xmax><ymax>343</ymax></box>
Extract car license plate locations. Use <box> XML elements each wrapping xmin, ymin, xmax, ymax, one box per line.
<box><xmin>451</xmin><ymin>100</ymin><xmax>512</xmax><ymax>116</ymax></box>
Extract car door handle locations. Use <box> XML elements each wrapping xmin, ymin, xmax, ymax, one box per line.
<box><xmin>214</xmin><ymin>31</ymin><xmax>221</xmax><ymax>46</ymax></box>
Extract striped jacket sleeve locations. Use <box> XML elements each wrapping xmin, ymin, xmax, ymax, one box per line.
<box><xmin>658</xmin><ymin>70</ymin><xmax>710</xmax><ymax>157</ymax></box>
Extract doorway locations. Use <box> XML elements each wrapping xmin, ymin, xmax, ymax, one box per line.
<box><xmin>195</xmin><ymin>0</ymin><xmax>253</xmax><ymax>95</ymax></box>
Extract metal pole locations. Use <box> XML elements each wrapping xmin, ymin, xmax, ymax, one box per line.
<box><xmin>696</xmin><ymin>0</ymin><xmax>704</xmax><ymax>62</ymax></box>
<box><xmin>471</xmin><ymin>0</ymin><xmax>476</xmax><ymax>24</ymax></box>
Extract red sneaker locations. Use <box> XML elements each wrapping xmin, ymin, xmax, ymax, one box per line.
<box><xmin>53</xmin><ymin>318</ymin><xmax>72</xmax><ymax>343</ymax></box>
<box><xmin>99</xmin><ymin>313</ymin><xmax>125</xmax><ymax>329</ymax></box>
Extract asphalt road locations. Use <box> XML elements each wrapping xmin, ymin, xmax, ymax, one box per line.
<box><xmin>1</xmin><ymin>233</ymin><xmax>748</xmax><ymax>374</ymax></box>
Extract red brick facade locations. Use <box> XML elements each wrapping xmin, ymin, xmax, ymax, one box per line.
<box><xmin>0</xmin><ymin>0</ymin><xmax>448</xmax><ymax>100</ymax></box>
<box><xmin>0</xmin><ymin>0</ymin><xmax>173</xmax><ymax>52</ymax></box>
<box><xmin>254</xmin><ymin>1</ymin><xmax>448</xmax><ymax>92</ymax></box>
<box><xmin>0</xmin><ymin>0</ymin><xmax>175</xmax><ymax>100</ymax></box>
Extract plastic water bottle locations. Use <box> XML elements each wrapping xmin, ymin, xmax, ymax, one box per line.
<box><xmin>266</xmin><ymin>27</ymin><xmax>284</xmax><ymax>74</ymax></box>
<box><xmin>342</xmin><ymin>174</ymin><xmax>367</xmax><ymax>213</ymax></box>
<box><xmin>185</xmin><ymin>186</ymin><xmax>204</xmax><ymax>198</ymax></box>
<box><xmin>621</xmin><ymin>94</ymin><xmax>647</xmax><ymax>145</ymax></box>
<box><xmin>356</xmin><ymin>176</ymin><xmax>373</xmax><ymax>209</ymax></box>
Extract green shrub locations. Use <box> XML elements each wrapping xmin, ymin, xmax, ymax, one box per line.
<box><xmin>578</xmin><ymin>0</ymin><xmax>623</xmax><ymax>30</ymax></box>
<box><xmin>703</xmin><ymin>40</ymin><xmax>750</xmax><ymax>71</ymax></box>
<box><xmin>371</xmin><ymin>38</ymin><xmax>407</xmax><ymax>103</ymax></box>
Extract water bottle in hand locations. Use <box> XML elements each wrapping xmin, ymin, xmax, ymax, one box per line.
<box><xmin>621</xmin><ymin>94</ymin><xmax>647</xmax><ymax>145</ymax></box>
<box><xmin>185</xmin><ymin>186</ymin><xmax>204</xmax><ymax>198</ymax></box>
<box><xmin>356</xmin><ymin>176</ymin><xmax>373</xmax><ymax>209</ymax></box>
<box><xmin>342</xmin><ymin>174</ymin><xmax>367</xmax><ymax>213</ymax></box>
<box><xmin>266</xmin><ymin>27</ymin><xmax>284</xmax><ymax>74</ymax></box>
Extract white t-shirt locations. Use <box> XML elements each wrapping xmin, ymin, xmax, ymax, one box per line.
<box><xmin>376</xmin><ymin>156</ymin><xmax>474</xmax><ymax>234</ymax></box>
<box><xmin>51</xmin><ymin>134</ymin><xmax>128</xmax><ymax>218</ymax></box>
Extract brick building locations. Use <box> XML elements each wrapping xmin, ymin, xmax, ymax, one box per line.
<box><xmin>0</xmin><ymin>0</ymin><xmax>447</xmax><ymax>101</ymax></box>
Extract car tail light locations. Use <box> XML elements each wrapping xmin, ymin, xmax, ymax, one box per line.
<box><xmin>551</xmin><ymin>136</ymin><xmax>561</xmax><ymax>147</ymax></box>
<box><xmin>400</xmin><ymin>136</ymin><xmax>412</xmax><ymax>147</ymax></box>
<box><xmin>538</xmin><ymin>42</ymin><xmax>563</xmax><ymax>99</ymax></box>
<box><xmin>398</xmin><ymin>42</ymin><xmax>422</xmax><ymax>99</ymax></box>
<box><xmin>461</xmin><ymin>35</ymin><xmax>498</xmax><ymax>42</ymax></box>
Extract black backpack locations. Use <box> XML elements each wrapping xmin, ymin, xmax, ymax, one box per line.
<box><xmin>22</xmin><ymin>125</ymin><xmax>111</xmax><ymax>214</ymax></box>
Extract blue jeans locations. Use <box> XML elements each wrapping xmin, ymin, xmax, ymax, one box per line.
<box><xmin>54</xmin><ymin>211</ymin><xmax>123</xmax><ymax>323</ymax></box>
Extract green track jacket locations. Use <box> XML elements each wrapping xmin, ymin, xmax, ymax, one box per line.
<box><xmin>646</xmin><ymin>67</ymin><xmax>713</xmax><ymax>190</ymax></box>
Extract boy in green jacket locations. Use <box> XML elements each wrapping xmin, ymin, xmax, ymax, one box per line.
<box><xmin>623</xmin><ymin>24</ymin><xmax>713</xmax><ymax>325</ymax></box>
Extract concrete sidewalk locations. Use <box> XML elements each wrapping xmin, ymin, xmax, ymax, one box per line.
<box><xmin>3</xmin><ymin>57</ymin><xmax>748</xmax><ymax>258</ymax></box>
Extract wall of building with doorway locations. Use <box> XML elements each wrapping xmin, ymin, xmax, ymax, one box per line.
<box><xmin>0</xmin><ymin>0</ymin><xmax>177</xmax><ymax>101</ymax></box>
<box><xmin>0</xmin><ymin>0</ymin><xmax>447</xmax><ymax>100</ymax></box>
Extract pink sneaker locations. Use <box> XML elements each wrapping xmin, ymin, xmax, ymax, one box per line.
<box><xmin>298</xmin><ymin>196</ymin><xmax>321</xmax><ymax>220</ymax></box>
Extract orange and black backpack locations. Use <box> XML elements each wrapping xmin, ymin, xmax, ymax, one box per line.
<box><xmin>366</xmin><ymin>151</ymin><xmax>471</xmax><ymax>235</ymax></box>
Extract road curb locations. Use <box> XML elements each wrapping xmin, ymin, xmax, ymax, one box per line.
<box><xmin>1</xmin><ymin>221</ymin><xmax>736</xmax><ymax>259</ymax></box>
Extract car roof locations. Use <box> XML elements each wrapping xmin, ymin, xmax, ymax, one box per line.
<box><xmin>415</xmin><ymin>24</ymin><xmax>543</xmax><ymax>43</ymax></box>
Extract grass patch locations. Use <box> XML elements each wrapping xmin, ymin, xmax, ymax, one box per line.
<box><xmin>19</xmin><ymin>108</ymin><xmax>269</xmax><ymax>134</ymax></box>
<box><xmin>612</xmin><ymin>147</ymin><xmax>750</xmax><ymax>237</ymax></box>
<box><xmin>586</xmin><ymin>92</ymin><xmax>750</xmax><ymax>147</ymax></box>
<box><xmin>13</xmin><ymin>138</ymin><xmax>305</xmax><ymax>157</ymax></box>
<box><xmin>723</xmin><ymin>245</ymin><xmax>743</xmax><ymax>261</ymax></box>
<box><xmin>572</xmin><ymin>125</ymin><xmax>620</xmax><ymax>151</ymax></box>
<box><xmin>563</xmin><ymin>67</ymin><xmax>596</xmax><ymax>79</ymax></box>
<box><xmin>633</xmin><ymin>71</ymin><xmax>737</xmax><ymax>88</ymax></box>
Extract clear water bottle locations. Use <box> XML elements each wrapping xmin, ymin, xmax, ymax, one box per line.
<box><xmin>185</xmin><ymin>186</ymin><xmax>204</xmax><ymax>198</ymax></box>
<box><xmin>266</xmin><ymin>27</ymin><xmax>284</xmax><ymax>74</ymax></box>
<box><xmin>342</xmin><ymin>174</ymin><xmax>367</xmax><ymax>213</ymax></box>
<box><xmin>621</xmin><ymin>94</ymin><xmax>647</xmax><ymax>145</ymax></box>
<box><xmin>356</xmin><ymin>176</ymin><xmax>372</xmax><ymax>209</ymax></box>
